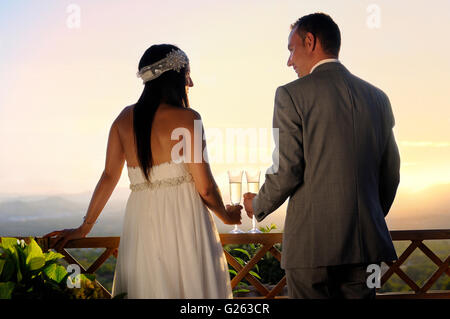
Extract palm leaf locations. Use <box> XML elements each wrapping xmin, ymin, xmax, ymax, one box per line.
<box><xmin>233</xmin><ymin>248</ymin><xmax>251</xmax><ymax>260</ymax></box>
<box><xmin>228</xmin><ymin>269</ymin><xmax>237</xmax><ymax>276</ymax></box>
<box><xmin>233</xmin><ymin>289</ymin><xmax>250</xmax><ymax>293</ymax></box>
<box><xmin>234</xmin><ymin>257</ymin><xmax>245</xmax><ymax>266</ymax></box>
<box><xmin>249</xmin><ymin>271</ymin><xmax>261</xmax><ymax>280</ymax></box>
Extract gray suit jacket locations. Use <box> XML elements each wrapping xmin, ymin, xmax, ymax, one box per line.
<box><xmin>253</xmin><ymin>62</ymin><xmax>400</xmax><ymax>269</ymax></box>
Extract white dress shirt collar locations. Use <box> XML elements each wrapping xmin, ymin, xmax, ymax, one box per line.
<box><xmin>310</xmin><ymin>58</ymin><xmax>340</xmax><ymax>74</ymax></box>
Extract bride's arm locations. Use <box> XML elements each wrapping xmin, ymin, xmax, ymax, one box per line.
<box><xmin>44</xmin><ymin>118</ymin><xmax>125</xmax><ymax>250</ymax></box>
<box><xmin>182</xmin><ymin>110</ymin><xmax>241</xmax><ymax>225</ymax></box>
<box><xmin>79</xmin><ymin>119</ymin><xmax>125</xmax><ymax>231</ymax></box>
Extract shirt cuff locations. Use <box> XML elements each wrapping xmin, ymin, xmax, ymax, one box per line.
<box><xmin>252</xmin><ymin>196</ymin><xmax>266</xmax><ymax>222</ymax></box>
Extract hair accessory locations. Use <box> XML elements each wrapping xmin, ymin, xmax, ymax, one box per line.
<box><xmin>136</xmin><ymin>49</ymin><xmax>189</xmax><ymax>84</ymax></box>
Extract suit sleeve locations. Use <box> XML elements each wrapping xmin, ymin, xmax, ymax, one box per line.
<box><xmin>252</xmin><ymin>86</ymin><xmax>305</xmax><ymax>222</ymax></box>
<box><xmin>379</xmin><ymin>95</ymin><xmax>401</xmax><ymax>217</ymax></box>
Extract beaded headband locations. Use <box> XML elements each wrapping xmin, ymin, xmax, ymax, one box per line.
<box><xmin>136</xmin><ymin>49</ymin><xmax>189</xmax><ymax>84</ymax></box>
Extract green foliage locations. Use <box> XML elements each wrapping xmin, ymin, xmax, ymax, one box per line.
<box><xmin>64</xmin><ymin>248</ymin><xmax>117</xmax><ymax>292</ymax></box>
<box><xmin>43</xmin><ymin>263</ymin><xmax>69</xmax><ymax>284</ymax></box>
<box><xmin>0</xmin><ymin>282</ymin><xmax>15</xmax><ymax>299</ymax></box>
<box><xmin>259</xmin><ymin>223</ymin><xmax>277</xmax><ymax>233</ymax></box>
<box><xmin>0</xmin><ymin>237</ymin><xmax>110</xmax><ymax>299</ymax></box>
<box><xmin>227</xmin><ymin>246</ymin><xmax>264</xmax><ymax>295</ymax></box>
<box><xmin>68</xmin><ymin>274</ymin><xmax>112</xmax><ymax>299</ymax></box>
<box><xmin>225</xmin><ymin>223</ymin><xmax>283</xmax><ymax>296</ymax></box>
<box><xmin>233</xmin><ymin>248</ymin><xmax>251</xmax><ymax>260</ymax></box>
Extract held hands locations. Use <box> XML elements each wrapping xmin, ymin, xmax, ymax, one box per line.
<box><xmin>42</xmin><ymin>223</ymin><xmax>93</xmax><ymax>252</ymax></box>
<box><xmin>243</xmin><ymin>192</ymin><xmax>257</xmax><ymax>219</ymax></box>
<box><xmin>224</xmin><ymin>204</ymin><xmax>243</xmax><ymax>225</ymax></box>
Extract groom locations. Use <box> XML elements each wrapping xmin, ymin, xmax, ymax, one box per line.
<box><xmin>243</xmin><ymin>13</ymin><xmax>400</xmax><ymax>299</ymax></box>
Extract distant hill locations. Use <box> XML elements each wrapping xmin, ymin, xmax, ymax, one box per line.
<box><xmin>386</xmin><ymin>183</ymin><xmax>450</xmax><ymax>230</ymax></box>
<box><xmin>0</xmin><ymin>191</ymin><xmax>128</xmax><ymax>237</ymax></box>
<box><xmin>0</xmin><ymin>196</ymin><xmax>85</xmax><ymax>218</ymax></box>
<box><xmin>0</xmin><ymin>183</ymin><xmax>449</xmax><ymax>237</ymax></box>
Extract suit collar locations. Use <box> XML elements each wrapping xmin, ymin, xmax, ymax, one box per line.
<box><xmin>310</xmin><ymin>60</ymin><xmax>347</xmax><ymax>74</ymax></box>
<box><xmin>310</xmin><ymin>58</ymin><xmax>340</xmax><ymax>74</ymax></box>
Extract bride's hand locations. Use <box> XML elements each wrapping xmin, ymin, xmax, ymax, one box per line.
<box><xmin>43</xmin><ymin>224</ymin><xmax>92</xmax><ymax>252</ymax></box>
<box><xmin>224</xmin><ymin>204</ymin><xmax>243</xmax><ymax>225</ymax></box>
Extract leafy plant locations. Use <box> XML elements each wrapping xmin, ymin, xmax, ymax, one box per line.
<box><xmin>227</xmin><ymin>224</ymin><xmax>279</xmax><ymax>296</ymax></box>
<box><xmin>229</xmin><ymin>247</ymin><xmax>262</xmax><ymax>295</ymax></box>
<box><xmin>259</xmin><ymin>223</ymin><xmax>277</xmax><ymax>233</ymax></box>
<box><xmin>0</xmin><ymin>237</ymin><xmax>111</xmax><ymax>299</ymax></box>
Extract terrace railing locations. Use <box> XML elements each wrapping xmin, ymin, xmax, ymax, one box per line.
<box><xmin>13</xmin><ymin>229</ymin><xmax>450</xmax><ymax>299</ymax></box>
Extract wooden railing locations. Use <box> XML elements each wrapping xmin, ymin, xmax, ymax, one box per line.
<box><xmin>378</xmin><ymin>230</ymin><xmax>450</xmax><ymax>299</ymax></box>
<box><xmin>17</xmin><ymin>229</ymin><xmax>450</xmax><ymax>299</ymax></box>
<box><xmin>221</xmin><ymin>233</ymin><xmax>285</xmax><ymax>299</ymax></box>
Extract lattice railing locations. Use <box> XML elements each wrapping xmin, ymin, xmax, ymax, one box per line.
<box><xmin>377</xmin><ymin>230</ymin><xmax>450</xmax><ymax>299</ymax></box>
<box><xmin>221</xmin><ymin>233</ymin><xmax>285</xmax><ymax>299</ymax></box>
<box><xmin>12</xmin><ymin>229</ymin><xmax>450</xmax><ymax>299</ymax></box>
<box><xmin>35</xmin><ymin>236</ymin><xmax>119</xmax><ymax>298</ymax></box>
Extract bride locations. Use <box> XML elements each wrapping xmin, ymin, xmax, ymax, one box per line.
<box><xmin>43</xmin><ymin>44</ymin><xmax>242</xmax><ymax>298</ymax></box>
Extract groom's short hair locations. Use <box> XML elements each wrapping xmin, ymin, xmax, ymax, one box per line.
<box><xmin>291</xmin><ymin>13</ymin><xmax>341</xmax><ymax>57</ymax></box>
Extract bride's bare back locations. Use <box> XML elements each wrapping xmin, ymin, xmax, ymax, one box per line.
<box><xmin>113</xmin><ymin>103</ymin><xmax>240</xmax><ymax>225</ymax></box>
<box><xmin>116</xmin><ymin>103</ymin><xmax>198</xmax><ymax>167</ymax></box>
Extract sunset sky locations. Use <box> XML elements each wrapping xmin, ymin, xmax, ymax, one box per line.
<box><xmin>1</xmin><ymin>0</ymin><xmax>449</xmax><ymax>205</ymax></box>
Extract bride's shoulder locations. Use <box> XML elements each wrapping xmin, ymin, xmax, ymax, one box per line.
<box><xmin>111</xmin><ymin>105</ymin><xmax>135</xmax><ymax>130</ymax></box>
<box><xmin>116</xmin><ymin>104</ymin><xmax>134</xmax><ymax>119</ymax></box>
<box><xmin>166</xmin><ymin>106</ymin><xmax>202</xmax><ymax>122</ymax></box>
<box><xmin>180</xmin><ymin>107</ymin><xmax>201</xmax><ymax>120</ymax></box>
<box><xmin>165</xmin><ymin>107</ymin><xmax>203</xmax><ymax>134</ymax></box>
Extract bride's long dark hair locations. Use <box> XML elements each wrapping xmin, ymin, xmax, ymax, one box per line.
<box><xmin>134</xmin><ymin>44</ymin><xmax>190</xmax><ymax>182</ymax></box>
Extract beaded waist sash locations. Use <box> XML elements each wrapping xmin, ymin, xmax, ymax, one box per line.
<box><xmin>130</xmin><ymin>173</ymin><xmax>194</xmax><ymax>192</ymax></box>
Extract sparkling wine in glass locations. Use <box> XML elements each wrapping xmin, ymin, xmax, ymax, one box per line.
<box><xmin>245</xmin><ymin>170</ymin><xmax>262</xmax><ymax>233</ymax></box>
<box><xmin>228</xmin><ymin>170</ymin><xmax>244</xmax><ymax>234</ymax></box>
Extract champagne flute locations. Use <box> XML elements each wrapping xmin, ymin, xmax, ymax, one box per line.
<box><xmin>228</xmin><ymin>170</ymin><xmax>244</xmax><ymax>234</ymax></box>
<box><xmin>245</xmin><ymin>170</ymin><xmax>262</xmax><ymax>233</ymax></box>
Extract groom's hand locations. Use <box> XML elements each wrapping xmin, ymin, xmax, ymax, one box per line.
<box><xmin>243</xmin><ymin>193</ymin><xmax>256</xmax><ymax>219</ymax></box>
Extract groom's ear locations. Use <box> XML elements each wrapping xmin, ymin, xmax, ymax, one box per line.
<box><xmin>303</xmin><ymin>32</ymin><xmax>316</xmax><ymax>51</ymax></box>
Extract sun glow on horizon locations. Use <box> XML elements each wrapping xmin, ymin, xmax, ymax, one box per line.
<box><xmin>1</xmin><ymin>0</ymin><xmax>449</xmax><ymax>203</ymax></box>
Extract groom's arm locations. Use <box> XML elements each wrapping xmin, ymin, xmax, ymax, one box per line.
<box><xmin>252</xmin><ymin>86</ymin><xmax>305</xmax><ymax>222</ymax></box>
<box><xmin>379</xmin><ymin>95</ymin><xmax>400</xmax><ymax>217</ymax></box>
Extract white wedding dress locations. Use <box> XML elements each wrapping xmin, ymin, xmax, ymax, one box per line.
<box><xmin>111</xmin><ymin>161</ymin><xmax>233</xmax><ymax>299</ymax></box>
